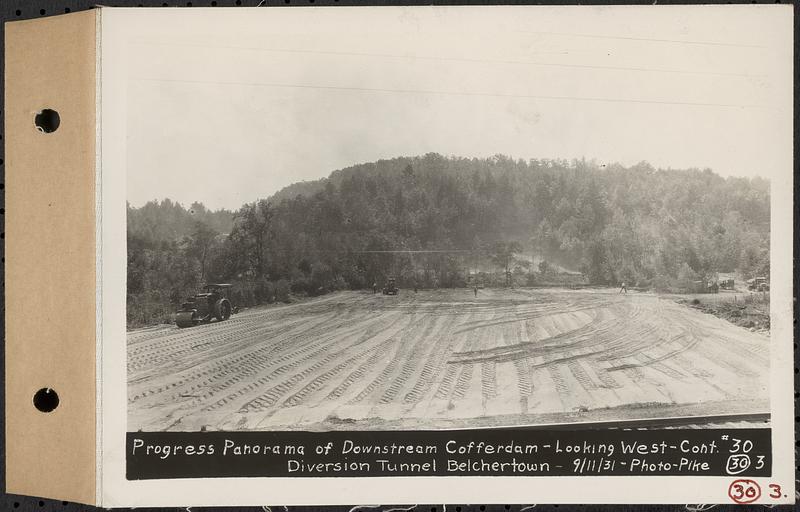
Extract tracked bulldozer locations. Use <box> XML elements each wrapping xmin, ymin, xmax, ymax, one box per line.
<box><xmin>175</xmin><ymin>283</ymin><xmax>235</xmax><ymax>328</ymax></box>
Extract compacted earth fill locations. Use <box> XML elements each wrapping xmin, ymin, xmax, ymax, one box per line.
<box><xmin>127</xmin><ymin>287</ymin><xmax>768</xmax><ymax>431</ymax></box>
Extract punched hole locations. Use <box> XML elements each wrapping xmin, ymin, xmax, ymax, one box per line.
<box><xmin>33</xmin><ymin>387</ymin><xmax>59</xmax><ymax>412</ymax></box>
<box><xmin>34</xmin><ymin>109</ymin><xmax>60</xmax><ymax>133</ymax></box>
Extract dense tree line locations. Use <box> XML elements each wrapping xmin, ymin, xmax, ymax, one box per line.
<box><xmin>127</xmin><ymin>153</ymin><xmax>770</xmax><ymax>327</ymax></box>
<box><xmin>127</xmin><ymin>200</ymin><xmax>235</xmax><ymax>326</ymax></box>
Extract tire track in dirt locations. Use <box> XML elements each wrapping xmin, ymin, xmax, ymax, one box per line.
<box><xmin>512</xmin><ymin>320</ymin><xmax>533</xmax><ymax>399</ymax></box>
<box><xmin>692</xmin><ymin>337</ymin><xmax>760</xmax><ymax>378</ymax></box>
<box><xmin>450</xmin><ymin>308</ymin><xmax>600</xmax><ymax>363</ymax></box>
<box><xmin>403</xmin><ymin>306</ymin><xmax>462</xmax><ymax>404</ymax></box>
<box><xmin>379</xmin><ymin>312</ymin><xmax>458</xmax><ymax>405</ymax></box>
<box><xmin>535</xmin><ymin>314</ymin><xmax>576</xmax><ymax>410</ymax></box>
<box><xmin>128</xmin><ymin>311</ymin><xmax>344</xmax><ymax>401</ymax></box>
<box><xmin>432</xmin><ymin>358</ymin><xmax>460</xmax><ymax>400</ymax></box>
<box><xmin>671</xmin><ymin>353</ymin><xmax>713</xmax><ymax>378</ymax></box>
<box><xmin>283</xmin><ymin>338</ymin><xmax>398</xmax><ymax>407</ymax></box>
<box><xmin>481</xmin><ymin>361</ymin><xmax>498</xmax><ymax>401</ymax></box>
<box><xmin>146</xmin><ymin>303</ymin><xmax>387</xmax><ymax>415</ymax></box>
<box><xmin>447</xmin><ymin>310</ymin><xmax>496</xmax><ymax>403</ymax></box>
<box><xmin>347</xmin><ymin>308</ymin><xmax>432</xmax><ymax>405</ymax></box>
<box><xmin>204</xmin><ymin>311</ymin><xmax>408</xmax><ymax>413</ymax></box>
<box><xmin>451</xmin><ymin>297</ymin><xmax>652</xmax><ymax>366</ymax></box>
<box><xmin>128</xmin><ymin>289</ymin><xmax>770</xmax><ymax>431</ymax></box>
<box><xmin>285</xmin><ymin>313</ymin><xmax>413</xmax><ymax>407</ymax></box>
<box><xmin>128</xmin><ymin>294</ymin><xmax>377</xmax><ymax>367</ymax></box>
<box><xmin>588</xmin><ymin>359</ymin><xmax>622</xmax><ymax>389</ymax></box>
<box><xmin>128</xmin><ymin>310</ymin><xmax>339</xmax><ymax>376</ymax></box>
<box><xmin>567</xmin><ymin>360</ymin><xmax>598</xmax><ymax>391</ymax></box>
<box><xmin>240</xmin><ymin>345</ymin><xmax>364</xmax><ymax>413</ymax></box>
<box><xmin>129</xmin><ymin>306</ymin><xmax>373</xmax><ymax>405</ymax></box>
<box><xmin>449</xmin><ymin>361</ymin><xmax>474</xmax><ymax>402</ymax></box>
<box><xmin>545</xmin><ymin>363</ymin><xmax>571</xmax><ymax>410</ymax></box>
<box><xmin>326</xmin><ymin>339</ymin><xmax>400</xmax><ymax>400</ymax></box>
<box><xmin>127</xmin><ymin>308</ymin><xmax>303</xmax><ymax>357</ymax></box>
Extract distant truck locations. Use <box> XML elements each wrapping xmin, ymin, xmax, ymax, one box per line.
<box><xmin>382</xmin><ymin>277</ymin><xmax>399</xmax><ymax>295</ymax></box>
<box><xmin>690</xmin><ymin>279</ymin><xmax>719</xmax><ymax>294</ymax></box>
<box><xmin>747</xmin><ymin>277</ymin><xmax>769</xmax><ymax>292</ymax></box>
<box><xmin>717</xmin><ymin>272</ymin><xmax>735</xmax><ymax>291</ymax></box>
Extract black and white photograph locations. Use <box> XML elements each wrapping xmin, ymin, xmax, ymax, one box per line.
<box><xmin>122</xmin><ymin>6</ymin><xmax>786</xmax><ymax>436</ymax></box>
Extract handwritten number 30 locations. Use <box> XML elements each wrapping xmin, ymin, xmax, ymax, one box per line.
<box><xmin>732</xmin><ymin>484</ymin><xmax>757</xmax><ymax>500</ymax></box>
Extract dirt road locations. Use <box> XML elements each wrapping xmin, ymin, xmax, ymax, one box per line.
<box><xmin>127</xmin><ymin>288</ymin><xmax>769</xmax><ymax>431</ymax></box>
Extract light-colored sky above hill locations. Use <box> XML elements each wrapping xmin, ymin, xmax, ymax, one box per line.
<box><xmin>122</xmin><ymin>5</ymin><xmax>792</xmax><ymax>211</ymax></box>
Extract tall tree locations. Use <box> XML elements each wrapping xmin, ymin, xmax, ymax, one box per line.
<box><xmin>185</xmin><ymin>220</ymin><xmax>218</xmax><ymax>282</ymax></box>
<box><xmin>235</xmin><ymin>199</ymin><xmax>274</xmax><ymax>278</ymax></box>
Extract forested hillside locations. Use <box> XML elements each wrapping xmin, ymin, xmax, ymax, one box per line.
<box><xmin>127</xmin><ymin>153</ymin><xmax>770</xmax><ymax>327</ymax></box>
<box><xmin>268</xmin><ymin>178</ymin><xmax>327</xmax><ymax>203</ymax></box>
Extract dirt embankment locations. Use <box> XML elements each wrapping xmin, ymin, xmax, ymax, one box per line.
<box><xmin>677</xmin><ymin>296</ymin><xmax>769</xmax><ymax>334</ymax></box>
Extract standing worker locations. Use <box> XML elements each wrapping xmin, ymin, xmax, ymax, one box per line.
<box><xmin>619</xmin><ymin>281</ymin><xmax>627</xmax><ymax>294</ymax></box>
<box><xmin>372</xmin><ymin>281</ymin><xmax>377</xmax><ymax>294</ymax></box>
<box><xmin>474</xmin><ymin>284</ymin><xmax>478</xmax><ymax>297</ymax></box>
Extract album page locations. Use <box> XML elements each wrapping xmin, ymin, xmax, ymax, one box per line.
<box><xmin>97</xmin><ymin>5</ymin><xmax>794</xmax><ymax>507</ymax></box>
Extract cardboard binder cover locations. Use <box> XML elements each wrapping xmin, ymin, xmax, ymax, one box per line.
<box><xmin>5</xmin><ymin>9</ymin><xmax>98</xmax><ymax>505</ymax></box>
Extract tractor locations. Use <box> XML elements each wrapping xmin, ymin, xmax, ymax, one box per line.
<box><xmin>382</xmin><ymin>276</ymin><xmax>399</xmax><ymax>295</ymax></box>
<box><xmin>747</xmin><ymin>277</ymin><xmax>769</xmax><ymax>292</ymax></box>
<box><xmin>175</xmin><ymin>283</ymin><xmax>235</xmax><ymax>328</ymax></box>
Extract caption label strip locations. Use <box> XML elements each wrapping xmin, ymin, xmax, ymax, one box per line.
<box><xmin>127</xmin><ymin>428</ymin><xmax>771</xmax><ymax>480</ymax></box>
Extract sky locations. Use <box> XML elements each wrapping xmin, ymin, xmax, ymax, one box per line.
<box><xmin>123</xmin><ymin>6</ymin><xmax>793</xmax><ymax>211</ymax></box>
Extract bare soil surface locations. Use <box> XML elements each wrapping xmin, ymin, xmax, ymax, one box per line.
<box><xmin>127</xmin><ymin>288</ymin><xmax>769</xmax><ymax>431</ymax></box>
